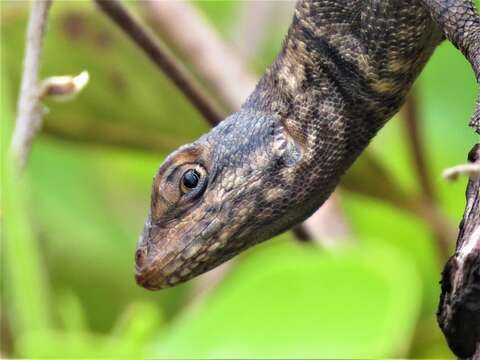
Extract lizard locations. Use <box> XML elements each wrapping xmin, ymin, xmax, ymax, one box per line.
<box><xmin>135</xmin><ymin>0</ymin><xmax>480</xmax><ymax>292</ymax></box>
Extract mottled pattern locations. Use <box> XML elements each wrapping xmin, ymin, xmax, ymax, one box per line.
<box><xmin>135</xmin><ymin>0</ymin><xmax>480</xmax><ymax>290</ymax></box>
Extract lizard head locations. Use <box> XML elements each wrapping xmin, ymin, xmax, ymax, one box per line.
<box><xmin>135</xmin><ymin>110</ymin><xmax>303</xmax><ymax>290</ymax></box>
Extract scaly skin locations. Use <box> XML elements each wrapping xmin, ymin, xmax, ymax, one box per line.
<box><xmin>135</xmin><ymin>0</ymin><xmax>480</xmax><ymax>290</ymax></box>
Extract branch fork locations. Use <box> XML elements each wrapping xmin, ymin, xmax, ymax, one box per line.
<box><xmin>10</xmin><ymin>0</ymin><xmax>88</xmax><ymax>173</ymax></box>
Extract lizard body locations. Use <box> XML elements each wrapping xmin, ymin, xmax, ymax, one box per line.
<box><xmin>135</xmin><ymin>0</ymin><xmax>480</xmax><ymax>290</ymax></box>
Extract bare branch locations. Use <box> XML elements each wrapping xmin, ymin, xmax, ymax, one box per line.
<box><xmin>94</xmin><ymin>0</ymin><xmax>225</xmax><ymax>126</ymax></box>
<box><xmin>10</xmin><ymin>0</ymin><xmax>52</xmax><ymax>172</ymax></box>
<box><xmin>402</xmin><ymin>90</ymin><xmax>435</xmax><ymax>201</ymax></box>
<box><xmin>141</xmin><ymin>0</ymin><xmax>257</xmax><ymax>110</ymax></box>
<box><xmin>438</xmin><ymin>143</ymin><xmax>480</xmax><ymax>360</ymax></box>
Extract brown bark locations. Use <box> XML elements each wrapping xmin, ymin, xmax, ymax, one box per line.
<box><xmin>438</xmin><ymin>144</ymin><xmax>480</xmax><ymax>359</ymax></box>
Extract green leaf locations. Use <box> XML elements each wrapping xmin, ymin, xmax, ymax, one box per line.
<box><xmin>16</xmin><ymin>330</ymin><xmax>112</xmax><ymax>358</ymax></box>
<box><xmin>341</xmin><ymin>193</ymin><xmax>441</xmax><ymax>314</ymax></box>
<box><xmin>17</xmin><ymin>300</ymin><xmax>163</xmax><ymax>358</ymax></box>
<box><xmin>110</xmin><ymin>301</ymin><xmax>163</xmax><ymax>357</ymax></box>
<box><xmin>149</xmin><ymin>239</ymin><xmax>421</xmax><ymax>358</ymax></box>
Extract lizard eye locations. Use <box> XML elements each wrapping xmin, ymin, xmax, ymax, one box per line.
<box><xmin>180</xmin><ymin>169</ymin><xmax>200</xmax><ymax>193</ymax></box>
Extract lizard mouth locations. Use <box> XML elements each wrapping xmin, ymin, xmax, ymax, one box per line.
<box><xmin>134</xmin><ymin>249</ymin><xmax>173</xmax><ymax>290</ymax></box>
<box><xmin>134</xmin><ymin>219</ymin><xmax>218</xmax><ymax>290</ymax></box>
<box><xmin>135</xmin><ymin>243</ymin><xmax>194</xmax><ymax>290</ymax></box>
<box><xmin>135</xmin><ymin>266</ymin><xmax>169</xmax><ymax>290</ymax></box>
<box><xmin>135</xmin><ymin>271</ymin><xmax>157</xmax><ymax>290</ymax></box>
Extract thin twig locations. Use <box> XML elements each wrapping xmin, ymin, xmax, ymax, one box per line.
<box><xmin>10</xmin><ymin>0</ymin><xmax>52</xmax><ymax>172</ymax></box>
<box><xmin>94</xmin><ymin>0</ymin><xmax>225</xmax><ymax>126</ymax></box>
<box><xmin>402</xmin><ymin>90</ymin><xmax>454</xmax><ymax>261</ymax></box>
<box><xmin>402</xmin><ymin>90</ymin><xmax>435</xmax><ymax>201</ymax></box>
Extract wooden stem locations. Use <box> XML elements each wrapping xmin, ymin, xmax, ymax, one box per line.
<box><xmin>437</xmin><ymin>143</ymin><xmax>480</xmax><ymax>359</ymax></box>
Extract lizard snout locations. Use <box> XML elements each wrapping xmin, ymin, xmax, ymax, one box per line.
<box><xmin>134</xmin><ymin>225</ymin><xmax>192</xmax><ymax>290</ymax></box>
<box><xmin>134</xmin><ymin>229</ymin><xmax>173</xmax><ymax>290</ymax></box>
<box><xmin>134</xmin><ymin>250</ymin><xmax>171</xmax><ymax>290</ymax></box>
<box><xmin>135</xmin><ymin>268</ymin><xmax>167</xmax><ymax>290</ymax></box>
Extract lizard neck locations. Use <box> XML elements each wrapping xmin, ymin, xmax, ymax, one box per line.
<box><xmin>240</xmin><ymin>0</ymin><xmax>442</xmax><ymax>223</ymax></box>
<box><xmin>244</xmin><ymin>0</ymin><xmax>441</xmax><ymax>164</ymax></box>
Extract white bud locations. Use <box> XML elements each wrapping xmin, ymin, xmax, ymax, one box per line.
<box><xmin>40</xmin><ymin>70</ymin><xmax>89</xmax><ymax>102</ymax></box>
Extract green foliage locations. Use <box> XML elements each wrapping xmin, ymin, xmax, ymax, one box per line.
<box><xmin>152</xmin><ymin>240</ymin><xmax>420</xmax><ymax>358</ymax></box>
<box><xmin>2</xmin><ymin>1</ymin><xmax>478</xmax><ymax>358</ymax></box>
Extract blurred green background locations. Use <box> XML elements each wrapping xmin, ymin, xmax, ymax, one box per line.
<box><xmin>1</xmin><ymin>1</ymin><xmax>479</xmax><ymax>358</ymax></box>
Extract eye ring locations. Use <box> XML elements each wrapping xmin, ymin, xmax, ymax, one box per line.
<box><xmin>180</xmin><ymin>169</ymin><xmax>201</xmax><ymax>194</ymax></box>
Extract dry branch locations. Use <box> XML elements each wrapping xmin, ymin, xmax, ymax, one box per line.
<box><xmin>402</xmin><ymin>92</ymin><xmax>453</xmax><ymax>260</ymax></box>
<box><xmin>10</xmin><ymin>0</ymin><xmax>52</xmax><ymax>172</ymax></box>
<box><xmin>402</xmin><ymin>91</ymin><xmax>435</xmax><ymax>201</ymax></box>
<box><xmin>438</xmin><ymin>143</ymin><xmax>480</xmax><ymax>359</ymax></box>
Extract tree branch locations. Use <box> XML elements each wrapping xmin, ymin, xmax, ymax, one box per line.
<box><xmin>437</xmin><ymin>143</ymin><xmax>480</xmax><ymax>359</ymax></box>
<box><xmin>94</xmin><ymin>0</ymin><xmax>225</xmax><ymax>127</ymax></box>
<box><xmin>10</xmin><ymin>0</ymin><xmax>52</xmax><ymax>172</ymax></box>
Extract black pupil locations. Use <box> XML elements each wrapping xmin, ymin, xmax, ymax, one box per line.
<box><xmin>182</xmin><ymin>169</ymin><xmax>200</xmax><ymax>189</ymax></box>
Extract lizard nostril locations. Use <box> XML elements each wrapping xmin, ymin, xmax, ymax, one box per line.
<box><xmin>135</xmin><ymin>248</ymin><xmax>146</xmax><ymax>268</ymax></box>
